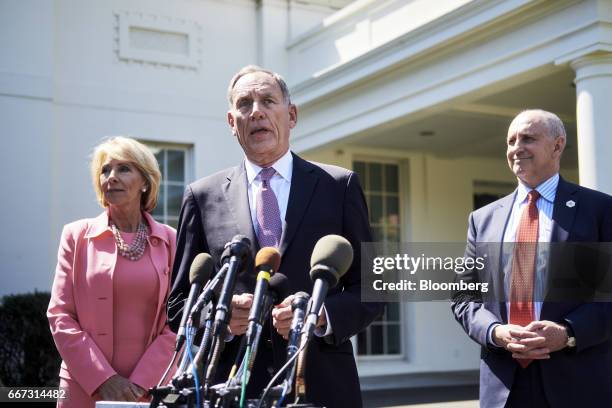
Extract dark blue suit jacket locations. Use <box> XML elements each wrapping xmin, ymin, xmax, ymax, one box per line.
<box><xmin>168</xmin><ymin>152</ymin><xmax>383</xmax><ymax>408</ymax></box>
<box><xmin>452</xmin><ymin>177</ymin><xmax>612</xmax><ymax>408</ymax></box>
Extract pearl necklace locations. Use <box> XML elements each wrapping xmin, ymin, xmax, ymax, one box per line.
<box><xmin>110</xmin><ymin>221</ymin><xmax>149</xmax><ymax>261</ymax></box>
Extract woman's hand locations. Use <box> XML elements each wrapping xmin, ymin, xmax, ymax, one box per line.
<box><xmin>95</xmin><ymin>374</ymin><xmax>146</xmax><ymax>401</ymax></box>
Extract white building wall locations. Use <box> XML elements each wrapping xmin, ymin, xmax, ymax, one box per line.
<box><xmin>0</xmin><ymin>0</ymin><xmax>338</xmax><ymax>296</ymax></box>
<box><xmin>1</xmin><ymin>0</ymin><xmax>55</xmax><ymax>295</ymax></box>
<box><xmin>1</xmin><ymin>95</ymin><xmax>55</xmax><ymax>295</ymax></box>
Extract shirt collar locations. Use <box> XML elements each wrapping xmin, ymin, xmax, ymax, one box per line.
<box><xmin>516</xmin><ymin>173</ymin><xmax>559</xmax><ymax>204</ymax></box>
<box><xmin>245</xmin><ymin>150</ymin><xmax>293</xmax><ymax>185</ymax></box>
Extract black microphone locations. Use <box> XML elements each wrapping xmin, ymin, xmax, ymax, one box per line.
<box><xmin>213</xmin><ymin>235</ymin><xmax>252</xmax><ymax>335</ymax></box>
<box><xmin>295</xmin><ymin>235</ymin><xmax>353</xmax><ymax>399</ymax></box>
<box><xmin>268</xmin><ymin>272</ymin><xmax>291</xmax><ymax>307</ymax></box>
<box><xmin>190</xmin><ymin>262</ymin><xmax>229</xmax><ymax>319</ymax></box>
<box><xmin>175</xmin><ymin>253</ymin><xmax>214</xmax><ymax>351</ymax></box>
<box><xmin>227</xmin><ymin>248</ymin><xmax>280</xmax><ymax>386</ymax></box>
<box><xmin>238</xmin><ymin>272</ymin><xmax>290</xmax><ymax>388</ymax></box>
<box><xmin>246</xmin><ymin>247</ymin><xmax>282</xmax><ymax>345</ymax></box>
<box><xmin>302</xmin><ymin>234</ymin><xmax>353</xmax><ymax>341</ymax></box>
<box><xmin>286</xmin><ymin>292</ymin><xmax>309</xmax><ymax>361</ymax></box>
<box><xmin>280</xmin><ymin>291</ymin><xmax>309</xmax><ymax>393</ymax></box>
<box><xmin>205</xmin><ymin>235</ymin><xmax>252</xmax><ymax>388</ymax></box>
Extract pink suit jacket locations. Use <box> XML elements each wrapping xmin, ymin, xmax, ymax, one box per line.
<box><xmin>47</xmin><ymin>211</ymin><xmax>177</xmax><ymax>396</ymax></box>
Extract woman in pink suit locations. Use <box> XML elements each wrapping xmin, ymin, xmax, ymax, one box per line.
<box><xmin>48</xmin><ymin>136</ymin><xmax>176</xmax><ymax>407</ymax></box>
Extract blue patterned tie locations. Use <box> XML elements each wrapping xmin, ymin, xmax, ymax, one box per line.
<box><xmin>256</xmin><ymin>167</ymin><xmax>282</xmax><ymax>248</ymax></box>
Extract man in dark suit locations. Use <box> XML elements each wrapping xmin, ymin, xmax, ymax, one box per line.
<box><xmin>452</xmin><ymin>109</ymin><xmax>612</xmax><ymax>408</ymax></box>
<box><xmin>168</xmin><ymin>65</ymin><xmax>383</xmax><ymax>408</ymax></box>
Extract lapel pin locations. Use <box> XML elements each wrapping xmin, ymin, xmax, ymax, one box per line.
<box><xmin>566</xmin><ymin>200</ymin><xmax>575</xmax><ymax>208</ymax></box>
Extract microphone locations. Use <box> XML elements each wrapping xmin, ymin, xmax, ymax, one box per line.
<box><xmin>236</xmin><ymin>272</ymin><xmax>290</xmax><ymax>389</ymax></box>
<box><xmin>268</xmin><ymin>272</ymin><xmax>291</xmax><ymax>307</ymax></box>
<box><xmin>295</xmin><ymin>235</ymin><xmax>353</xmax><ymax>399</ymax></box>
<box><xmin>175</xmin><ymin>253</ymin><xmax>214</xmax><ymax>351</ymax></box>
<box><xmin>286</xmin><ymin>292</ymin><xmax>309</xmax><ymax>361</ymax></box>
<box><xmin>213</xmin><ymin>235</ymin><xmax>252</xmax><ymax>335</ymax></box>
<box><xmin>246</xmin><ymin>247</ymin><xmax>282</xmax><ymax>345</ymax></box>
<box><xmin>302</xmin><ymin>234</ymin><xmax>353</xmax><ymax>341</ymax></box>
<box><xmin>190</xmin><ymin>262</ymin><xmax>229</xmax><ymax>319</ymax></box>
<box><xmin>176</xmin><ymin>262</ymin><xmax>231</xmax><ymax>389</ymax></box>
<box><xmin>280</xmin><ymin>291</ymin><xmax>309</xmax><ymax>394</ymax></box>
<box><xmin>205</xmin><ymin>235</ymin><xmax>252</xmax><ymax>388</ymax></box>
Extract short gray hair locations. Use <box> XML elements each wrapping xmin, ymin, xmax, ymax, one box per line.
<box><xmin>517</xmin><ymin>109</ymin><xmax>566</xmax><ymax>139</ymax></box>
<box><xmin>227</xmin><ymin>65</ymin><xmax>291</xmax><ymax>106</ymax></box>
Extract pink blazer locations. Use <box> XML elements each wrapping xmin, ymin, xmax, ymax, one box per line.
<box><xmin>47</xmin><ymin>211</ymin><xmax>177</xmax><ymax>396</ymax></box>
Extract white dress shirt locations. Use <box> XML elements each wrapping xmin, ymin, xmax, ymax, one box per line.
<box><xmin>502</xmin><ymin>173</ymin><xmax>558</xmax><ymax>321</ymax></box>
<box><xmin>244</xmin><ymin>150</ymin><xmax>293</xmax><ymax>239</ymax></box>
<box><xmin>244</xmin><ymin>150</ymin><xmax>332</xmax><ymax>336</ymax></box>
<box><xmin>488</xmin><ymin>173</ymin><xmax>559</xmax><ymax>344</ymax></box>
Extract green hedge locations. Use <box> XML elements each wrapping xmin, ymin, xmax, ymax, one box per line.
<box><xmin>0</xmin><ymin>291</ymin><xmax>61</xmax><ymax>387</ymax></box>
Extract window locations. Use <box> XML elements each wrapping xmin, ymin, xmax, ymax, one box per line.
<box><xmin>145</xmin><ymin>143</ymin><xmax>192</xmax><ymax>228</ymax></box>
<box><xmin>473</xmin><ymin>180</ymin><xmax>514</xmax><ymax>210</ymax></box>
<box><xmin>353</xmin><ymin>160</ymin><xmax>402</xmax><ymax>357</ymax></box>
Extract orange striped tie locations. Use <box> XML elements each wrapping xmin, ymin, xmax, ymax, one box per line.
<box><xmin>509</xmin><ymin>190</ymin><xmax>540</xmax><ymax>368</ymax></box>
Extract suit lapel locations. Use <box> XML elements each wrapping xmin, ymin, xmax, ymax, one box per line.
<box><xmin>223</xmin><ymin>163</ymin><xmax>258</xmax><ymax>251</ymax></box>
<box><xmin>490</xmin><ymin>191</ymin><xmax>516</xmax><ymax>322</ymax></box>
<box><xmin>542</xmin><ymin>177</ymin><xmax>578</xmax><ymax>319</ymax></box>
<box><xmin>279</xmin><ymin>153</ymin><xmax>318</xmax><ymax>256</ymax></box>
<box><xmin>551</xmin><ymin>177</ymin><xmax>578</xmax><ymax>243</ymax></box>
<box><xmin>490</xmin><ymin>192</ymin><xmax>515</xmax><ymax>242</ymax></box>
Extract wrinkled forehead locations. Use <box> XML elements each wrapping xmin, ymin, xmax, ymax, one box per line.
<box><xmin>232</xmin><ymin>72</ymin><xmax>282</xmax><ymax>100</ymax></box>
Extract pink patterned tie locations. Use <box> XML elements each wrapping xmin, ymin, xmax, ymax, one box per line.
<box><xmin>510</xmin><ymin>189</ymin><xmax>540</xmax><ymax>368</ymax></box>
<box><xmin>256</xmin><ymin>167</ymin><xmax>282</xmax><ymax>248</ymax></box>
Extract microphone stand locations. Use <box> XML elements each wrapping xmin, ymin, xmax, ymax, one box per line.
<box><xmin>215</xmin><ymin>296</ymin><xmax>271</xmax><ymax>408</ymax></box>
<box><xmin>188</xmin><ymin>302</ymin><xmax>215</xmax><ymax>388</ymax></box>
<box><xmin>294</xmin><ymin>340</ymin><xmax>309</xmax><ymax>403</ymax></box>
<box><xmin>243</xmin><ymin>295</ymin><xmax>274</xmax><ymax>381</ymax></box>
<box><xmin>150</xmin><ymin>266</ymin><xmax>230</xmax><ymax>408</ymax></box>
<box><xmin>277</xmin><ymin>293</ymin><xmax>309</xmax><ymax>402</ymax></box>
<box><xmin>150</xmin><ymin>318</ymin><xmax>201</xmax><ymax>408</ymax></box>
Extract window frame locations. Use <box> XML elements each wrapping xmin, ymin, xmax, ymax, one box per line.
<box><xmin>352</xmin><ymin>158</ymin><xmax>405</xmax><ymax>361</ymax></box>
<box><xmin>143</xmin><ymin>141</ymin><xmax>193</xmax><ymax>228</ymax></box>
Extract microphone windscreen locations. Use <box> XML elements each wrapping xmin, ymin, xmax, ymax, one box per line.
<box><xmin>309</xmin><ymin>235</ymin><xmax>353</xmax><ymax>285</ymax></box>
<box><xmin>255</xmin><ymin>247</ymin><xmax>281</xmax><ymax>272</ymax></box>
<box><xmin>221</xmin><ymin>234</ymin><xmax>252</xmax><ymax>262</ymax></box>
<box><xmin>269</xmin><ymin>273</ymin><xmax>290</xmax><ymax>305</ymax></box>
<box><xmin>189</xmin><ymin>253</ymin><xmax>214</xmax><ymax>285</ymax></box>
<box><xmin>291</xmin><ymin>291</ymin><xmax>310</xmax><ymax>310</ymax></box>
<box><xmin>231</xmin><ymin>234</ymin><xmax>251</xmax><ymax>247</ymax></box>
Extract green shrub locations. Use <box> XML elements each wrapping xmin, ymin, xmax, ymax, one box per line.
<box><xmin>0</xmin><ymin>291</ymin><xmax>61</xmax><ymax>386</ymax></box>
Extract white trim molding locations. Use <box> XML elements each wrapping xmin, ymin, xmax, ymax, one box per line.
<box><xmin>114</xmin><ymin>11</ymin><xmax>202</xmax><ymax>70</ymax></box>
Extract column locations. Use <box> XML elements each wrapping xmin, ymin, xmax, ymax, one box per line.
<box><xmin>570</xmin><ymin>53</ymin><xmax>612</xmax><ymax>195</ymax></box>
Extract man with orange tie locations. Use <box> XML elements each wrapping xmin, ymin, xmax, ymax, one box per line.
<box><xmin>452</xmin><ymin>109</ymin><xmax>612</xmax><ymax>408</ymax></box>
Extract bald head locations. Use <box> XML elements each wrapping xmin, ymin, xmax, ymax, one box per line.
<box><xmin>506</xmin><ymin>109</ymin><xmax>566</xmax><ymax>188</ymax></box>
<box><xmin>509</xmin><ymin>109</ymin><xmax>566</xmax><ymax>141</ymax></box>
